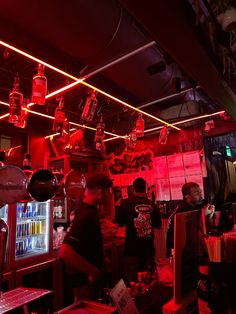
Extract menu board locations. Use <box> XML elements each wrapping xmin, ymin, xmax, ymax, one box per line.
<box><xmin>153</xmin><ymin>156</ymin><xmax>168</xmax><ymax>179</ymax></box>
<box><xmin>156</xmin><ymin>179</ymin><xmax>171</xmax><ymax>201</ymax></box>
<box><xmin>183</xmin><ymin>151</ymin><xmax>201</xmax><ymax>176</ymax></box>
<box><xmin>167</xmin><ymin>154</ymin><xmax>185</xmax><ymax>177</ymax></box>
<box><xmin>169</xmin><ymin>177</ymin><xmax>186</xmax><ymax>200</ymax></box>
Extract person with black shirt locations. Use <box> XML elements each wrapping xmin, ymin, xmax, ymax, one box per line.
<box><xmin>116</xmin><ymin>177</ymin><xmax>162</xmax><ymax>282</ymax></box>
<box><xmin>166</xmin><ymin>182</ymin><xmax>215</xmax><ymax>257</ymax></box>
<box><xmin>59</xmin><ymin>173</ymin><xmax>113</xmax><ymax>301</ymax></box>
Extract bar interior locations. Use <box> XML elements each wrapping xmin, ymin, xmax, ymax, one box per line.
<box><xmin>0</xmin><ymin>1</ymin><xmax>236</xmax><ymax>313</ymax></box>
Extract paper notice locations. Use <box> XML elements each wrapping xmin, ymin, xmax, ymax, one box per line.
<box><xmin>183</xmin><ymin>151</ymin><xmax>201</xmax><ymax>176</ymax></box>
<box><xmin>167</xmin><ymin>154</ymin><xmax>185</xmax><ymax>177</ymax></box>
<box><xmin>169</xmin><ymin>177</ymin><xmax>186</xmax><ymax>200</ymax></box>
<box><xmin>156</xmin><ymin>179</ymin><xmax>171</xmax><ymax>201</ymax></box>
<box><xmin>153</xmin><ymin>156</ymin><xmax>168</xmax><ymax>179</ymax></box>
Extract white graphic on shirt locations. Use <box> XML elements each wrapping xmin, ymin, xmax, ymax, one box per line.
<box><xmin>134</xmin><ymin>204</ymin><xmax>153</xmax><ymax>238</ymax></box>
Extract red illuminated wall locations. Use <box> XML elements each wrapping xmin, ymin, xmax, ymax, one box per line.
<box><xmin>29</xmin><ymin>135</ymin><xmax>50</xmax><ymax>170</ymax></box>
<box><xmin>107</xmin><ymin>127</ymin><xmax>203</xmax><ymax>157</ymax></box>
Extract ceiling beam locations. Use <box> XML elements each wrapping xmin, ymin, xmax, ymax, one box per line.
<box><xmin>119</xmin><ymin>0</ymin><xmax>236</xmax><ymax>118</ymax></box>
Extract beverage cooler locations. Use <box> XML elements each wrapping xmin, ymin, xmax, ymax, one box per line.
<box><xmin>0</xmin><ymin>201</ymin><xmax>53</xmax><ymax>270</ymax></box>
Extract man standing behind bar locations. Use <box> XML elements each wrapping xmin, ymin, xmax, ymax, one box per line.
<box><xmin>116</xmin><ymin>177</ymin><xmax>162</xmax><ymax>282</ymax></box>
<box><xmin>166</xmin><ymin>182</ymin><xmax>215</xmax><ymax>257</ymax></box>
<box><xmin>59</xmin><ymin>174</ymin><xmax>113</xmax><ymax>301</ymax></box>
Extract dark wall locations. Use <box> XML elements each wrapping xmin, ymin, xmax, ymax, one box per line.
<box><xmin>204</xmin><ymin>131</ymin><xmax>236</xmax><ymax>207</ymax></box>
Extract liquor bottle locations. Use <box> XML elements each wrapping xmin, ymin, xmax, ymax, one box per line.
<box><xmin>95</xmin><ymin>114</ymin><xmax>105</xmax><ymax>150</ymax></box>
<box><xmin>53</xmin><ymin>96</ymin><xmax>65</xmax><ymax>132</ymax></box>
<box><xmin>81</xmin><ymin>90</ymin><xmax>98</xmax><ymax>122</ymax></box>
<box><xmin>159</xmin><ymin>126</ymin><xmax>169</xmax><ymax>144</ymax></box>
<box><xmin>23</xmin><ymin>153</ymin><xmax>32</xmax><ymax>170</ymax></box>
<box><xmin>62</xmin><ymin>118</ymin><xmax>70</xmax><ymax>141</ymax></box>
<box><xmin>31</xmin><ymin>64</ymin><xmax>47</xmax><ymax>105</ymax></box>
<box><xmin>9</xmin><ymin>75</ymin><xmax>23</xmax><ymax>123</ymax></box>
<box><xmin>130</xmin><ymin>129</ymin><xmax>137</xmax><ymax>149</ymax></box>
<box><xmin>14</xmin><ymin>98</ymin><xmax>29</xmax><ymax>128</ymax></box>
<box><xmin>136</xmin><ymin>113</ymin><xmax>144</xmax><ymax>137</ymax></box>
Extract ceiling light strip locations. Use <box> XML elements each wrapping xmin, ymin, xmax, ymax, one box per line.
<box><xmin>27</xmin><ymin>109</ymin><xmax>123</xmax><ymax>137</ymax></box>
<box><xmin>172</xmin><ymin>110</ymin><xmax>225</xmax><ymax>126</ymax></box>
<box><xmin>80</xmin><ymin>81</ymin><xmax>180</xmax><ymax>131</ymax></box>
<box><xmin>44</xmin><ymin>128</ymin><xmax>76</xmax><ymax>139</ymax></box>
<box><xmin>0</xmin><ymin>101</ymin><xmax>122</xmax><ymax>138</ymax></box>
<box><xmin>0</xmin><ymin>113</ymin><xmax>9</xmax><ymax>120</ymax></box>
<box><xmin>0</xmin><ymin>39</ymin><xmax>180</xmax><ymax>131</ymax></box>
<box><xmin>144</xmin><ymin>110</ymin><xmax>225</xmax><ymax>133</ymax></box>
<box><xmin>0</xmin><ymin>40</ymin><xmax>82</xmax><ymax>82</ymax></box>
<box><xmin>0</xmin><ymin>100</ymin><xmax>122</xmax><ymax>138</ymax></box>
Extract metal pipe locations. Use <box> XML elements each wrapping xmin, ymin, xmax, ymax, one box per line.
<box><xmin>138</xmin><ymin>86</ymin><xmax>200</xmax><ymax>109</ymax></box>
<box><xmin>82</xmin><ymin>41</ymin><xmax>156</xmax><ymax>79</ymax></box>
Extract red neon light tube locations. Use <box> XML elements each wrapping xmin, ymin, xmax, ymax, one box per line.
<box><xmin>0</xmin><ymin>100</ymin><xmax>122</xmax><ymax>138</ymax></box>
<box><xmin>0</xmin><ymin>40</ymin><xmax>82</xmax><ymax>82</ymax></box>
<box><xmin>81</xmin><ymin>81</ymin><xmax>181</xmax><ymax>131</ymax></box>
<box><xmin>144</xmin><ymin>110</ymin><xmax>226</xmax><ymax>133</ymax></box>
<box><xmin>0</xmin><ymin>40</ymin><xmax>180</xmax><ymax>131</ymax></box>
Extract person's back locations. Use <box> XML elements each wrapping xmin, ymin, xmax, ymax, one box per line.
<box><xmin>116</xmin><ymin>177</ymin><xmax>161</xmax><ymax>281</ymax></box>
<box><xmin>119</xmin><ymin>195</ymin><xmax>161</xmax><ymax>257</ymax></box>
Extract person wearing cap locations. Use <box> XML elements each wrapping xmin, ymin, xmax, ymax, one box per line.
<box><xmin>59</xmin><ymin>173</ymin><xmax>113</xmax><ymax>302</ymax></box>
<box><xmin>116</xmin><ymin>177</ymin><xmax>162</xmax><ymax>282</ymax></box>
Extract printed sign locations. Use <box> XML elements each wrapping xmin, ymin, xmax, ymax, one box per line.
<box><xmin>110</xmin><ymin>279</ymin><xmax>139</xmax><ymax>314</ymax></box>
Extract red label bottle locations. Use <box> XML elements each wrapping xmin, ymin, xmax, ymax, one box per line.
<box><xmin>136</xmin><ymin>113</ymin><xmax>145</xmax><ymax>137</ymax></box>
<box><xmin>31</xmin><ymin>64</ymin><xmax>47</xmax><ymax>105</ymax></box>
<box><xmin>53</xmin><ymin>97</ymin><xmax>65</xmax><ymax>132</ymax></box>
<box><xmin>81</xmin><ymin>90</ymin><xmax>98</xmax><ymax>122</ymax></box>
<box><xmin>95</xmin><ymin>114</ymin><xmax>105</xmax><ymax>150</ymax></box>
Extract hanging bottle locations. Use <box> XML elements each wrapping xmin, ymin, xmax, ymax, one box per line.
<box><xmin>95</xmin><ymin>114</ymin><xmax>105</xmax><ymax>150</ymax></box>
<box><xmin>130</xmin><ymin>129</ymin><xmax>137</xmax><ymax>149</ymax></box>
<box><xmin>23</xmin><ymin>153</ymin><xmax>32</xmax><ymax>170</ymax></box>
<box><xmin>136</xmin><ymin>113</ymin><xmax>145</xmax><ymax>137</ymax></box>
<box><xmin>159</xmin><ymin>126</ymin><xmax>169</xmax><ymax>144</ymax></box>
<box><xmin>9</xmin><ymin>75</ymin><xmax>23</xmax><ymax>123</ymax></box>
<box><xmin>14</xmin><ymin>98</ymin><xmax>29</xmax><ymax>128</ymax></box>
<box><xmin>53</xmin><ymin>96</ymin><xmax>65</xmax><ymax>132</ymax></box>
<box><xmin>31</xmin><ymin>64</ymin><xmax>47</xmax><ymax>105</ymax></box>
<box><xmin>62</xmin><ymin>118</ymin><xmax>70</xmax><ymax>142</ymax></box>
<box><xmin>81</xmin><ymin>90</ymin><xmax>98</xmax><ymax>122</ymax></box>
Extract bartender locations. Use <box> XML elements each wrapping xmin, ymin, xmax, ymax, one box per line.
<box><xmin>59</xmin><ymin>173</ymin><xmax>113</xmax><ymax>301</ymax></box>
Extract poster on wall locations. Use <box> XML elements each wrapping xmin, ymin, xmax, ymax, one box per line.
<box><xmin>153</xmin><ymin>156</ymin><xmax>168</xmax><ymax>179</ymax></box>
<box><xmin>167</xmin><ymin>154</ymin><xmax>185</xmax><ymax>177</ymax></box>
<box><xmin>186</xmin><ymin>175</ymin><xmax>204</xmax><ymax>196</ymax></box>
<box><xmin>183</xmin><ymin>151</ymin><xmax>201</xmax><ymax>176</ymax></box>
<box><xmin>169</xmin><ymin>177</ymin><xmax>186</xmax><ymax>200</ymax></box>
<box><xmin>156</xmin><ymin>179</ymin><xmax>171</xmax><ymax>201</ymax></box>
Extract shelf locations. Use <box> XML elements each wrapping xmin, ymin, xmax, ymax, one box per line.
<box><xmin>15</xmin><ymin>249</ymin><xmax>48</xmax><ymax>259</ymax></box>
<box><xmin>17</xmin><ymin>216</ymin><xmax>47</xmax><ymax>222</ymax></box>
<box><xmin>16</xmin><ymin>233</ymin><xmax>48</xmax><ymax>241</ymax></box>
